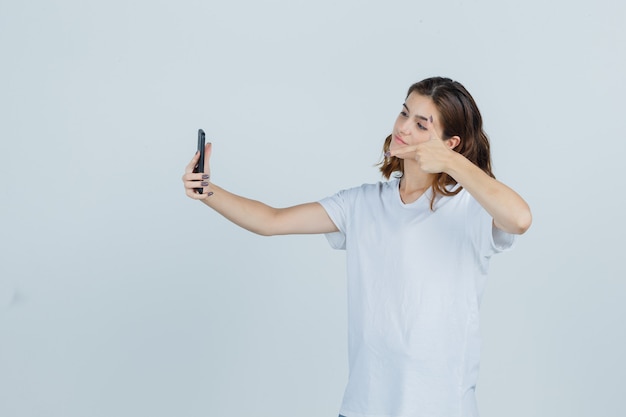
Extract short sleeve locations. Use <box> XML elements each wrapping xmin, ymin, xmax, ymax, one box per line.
<box><xmin>466</xmin><ymin>193</ymin><xmax>516</xmax><ymax>258</ymax></box>
<box><xmin>318</xmin><ymin>189</ymin><xmax>350</xmax><ymax>250</ymax></box>
<box><xmin>491</xmin><ymin>223</ymin><xmax>516</xmax><ymax>253</ymax></box>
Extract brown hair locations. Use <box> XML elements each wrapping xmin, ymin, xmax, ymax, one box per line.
<box><xmin>379</xmin><ymin>76</ymin><xmax>495</xmax><ymax>209</ymax></box>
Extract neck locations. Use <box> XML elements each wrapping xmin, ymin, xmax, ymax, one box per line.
<box><xmin>400</xmin><ymin>162</ymin><xmax>434</xmax><ymax>192</ymax></box>
<box><xmin>399</xmin><ymin>169</ymin><xmax>434</xmax><ymax>204</ymax></box>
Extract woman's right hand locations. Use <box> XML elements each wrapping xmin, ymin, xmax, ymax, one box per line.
<box><xmin>182</xmin><ymin>142</ymin><xmax>213</xmax><ymax>200</ymax></box>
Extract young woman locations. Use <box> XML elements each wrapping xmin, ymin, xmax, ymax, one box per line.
<box><xmin>182</xmin><ymin>76</ymin><xmax>532</xmax><ymax>417</ymax></box>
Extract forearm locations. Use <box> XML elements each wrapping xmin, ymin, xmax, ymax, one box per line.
<box><xmin>200</xmin><ymin>183</ymin><xmax>280</xmax><ymax>236</ymax></box>
<box><xmin>446</xmin><ymin>153</ymin><xmax>532</xmax><ymax>234</ymax></box>
<box><xmin>198</xmin><ymin>184</ymin><xmax>337</xmax><ymax>236</ymax></box>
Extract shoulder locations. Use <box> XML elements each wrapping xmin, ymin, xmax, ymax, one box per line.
<box><xmin>320</xmin><ymin>179</ymin><xmax>397</xmax><ymax>211</ymax></box>
<box><xmin>344</xmin><ymin>179</ymin><xmax>398</xmax><ymax>196</ymax></box>
<box><xmin>332</xmin><ymin>180</ymin><xmax>398</xmax><ymax>205</ymax></box>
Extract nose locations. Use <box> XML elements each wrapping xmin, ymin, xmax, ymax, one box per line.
<box><xmin>399</xmin><ymin>117</ymin><xmax>412</xmax><ymax>135</ymax></box>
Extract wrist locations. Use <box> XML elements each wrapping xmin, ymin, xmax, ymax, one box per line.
<box><xmin>444</xmin><ymin>150</ymin><xmax>465</xmax><ymax>177</ymax></box>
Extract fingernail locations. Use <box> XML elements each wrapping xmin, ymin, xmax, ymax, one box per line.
<box><xmin>384</xmin><ymin>151</ymin><xmax>391</xmax><ymax>157</ymax></box>
<box><xmin>201</xmin><ymin>181</ymin><xmax>209</xmax><ymax>186</ymax></box>
<box><xmin>429</xmin><ymin>115</ymin><xmax>433</xmax><ymax>123</ymax></box>
<box><xmin>202</xmin><ymin>174</ymin><xmax>209</xmax><ymax>179</ymax></box>
<box><xmin>207</xmin><ymin>192</ymin><xmax>214</xmax><ymax>197</ymax></box>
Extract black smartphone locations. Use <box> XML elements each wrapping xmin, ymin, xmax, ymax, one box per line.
<box><xmin>194</xmin><ymin>129</ymin><xmax>206</xmax><ymax>193</ymax></box>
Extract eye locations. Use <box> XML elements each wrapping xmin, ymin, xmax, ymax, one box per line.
<box><xmin>417</xmin><ymin>122</ymin><xmax>427</xmax><ymax>131</ymax></box>
<box><xmin>400</xmin><ymin>111</ymin><xmax>408</xmax><ymax>117</ymax></box>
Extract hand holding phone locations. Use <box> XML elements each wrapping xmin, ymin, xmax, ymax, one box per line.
<box><xmin>194</xmin><ymin>129</ymin><xmax>206</xmax><ymax>193</ymax></box>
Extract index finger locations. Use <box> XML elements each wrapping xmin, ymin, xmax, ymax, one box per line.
<box><xmin>386</xmin><ymin>144</ymin><xmax>419</xmax><ymax>158</ymax></box>
<box><xmin>426</xmin><ymin>114</ymin><xmax>443</xmax><ymax>141</ymax></box>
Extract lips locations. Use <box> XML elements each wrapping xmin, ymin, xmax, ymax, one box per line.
<box><xmin>394</xmin><ymin>135</ymin><xmax>408</xmax><ymax>145</ymax></box>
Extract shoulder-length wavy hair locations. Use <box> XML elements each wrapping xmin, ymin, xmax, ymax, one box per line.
<box><xmin>379</xmin><ymin>76</ymin><xmax>495</xmax><ymax>209</ymax></box>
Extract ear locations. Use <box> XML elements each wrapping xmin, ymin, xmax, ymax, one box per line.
<box><xmin>446</xmin><ymin>136</ymin><xmax>461</xmax><ymax>150</ymax></box>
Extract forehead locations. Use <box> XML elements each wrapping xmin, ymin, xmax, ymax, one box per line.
<box><xmin>405</xmin><ymin>91</ymin><xmax>436</xmax><ymax>112</ymax></box>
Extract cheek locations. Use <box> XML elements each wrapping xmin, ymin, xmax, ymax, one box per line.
<box><xmin>421</xmin><ymin>130</ymin><xmax>433</xmax><ymax>140</ymax></box>
<box><xmin>414</xmin><ymin>130</ymin><xmax>431</xmax><ymax>143</ymax></box>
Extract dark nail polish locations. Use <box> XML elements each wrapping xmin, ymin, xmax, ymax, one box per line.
<box><xmin>201</xmin><ymin>181</ymin><xmax>209</xmax><ymax>186</ymax></box>
<box><xmin>202</xmin><ymin>174</ymin><xmax>210</xmax><ymax>179</ymax></box>
<box><xmin>207</xmin><ymin>192</ymin><xmax>214</xmax><ymax>197</ymax></box>
<box><xmin>429</xmin><ymin>115</ymin><xmax>433</xmax><ymax>123</ymax></box>
<box><xmin>384</xmin><ymin>151</ymin><xmax>391</xmax><ymax>157</ymax></box>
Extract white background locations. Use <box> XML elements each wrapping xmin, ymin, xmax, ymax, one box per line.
<box><xmin>1</xmin><ymin>0</ymin><xmax>625</xmax><ymax>416</ymax></box>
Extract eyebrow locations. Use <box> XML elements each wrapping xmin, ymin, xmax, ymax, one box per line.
<box><xmin>402</xmin><ymin>103</ymin><xmax>428</xmax><ymax>121</ymax></box>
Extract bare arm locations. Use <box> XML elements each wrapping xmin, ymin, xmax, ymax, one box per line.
<box><xmin>182</xmin><ymin>143</ymin><xmax>338</xmax><ymax>236</ymax></box>
<box><xmin>444</xmin><ymin>153</ymin><xmax>532</xmax><ymax>234</ymax></box>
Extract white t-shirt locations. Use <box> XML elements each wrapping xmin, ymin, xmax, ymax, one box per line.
<box><xmin>319</xmin><ymin>178</ymin><xmax>515</xmax><ymax>417</ymax></box>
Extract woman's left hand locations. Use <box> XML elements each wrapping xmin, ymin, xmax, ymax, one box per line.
<box><xmin>387</xmin><ymin>118</ymin><xmax>457</xmax><ymax>174</ymax></box>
